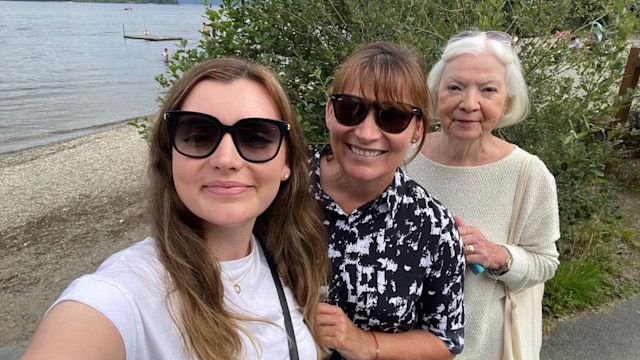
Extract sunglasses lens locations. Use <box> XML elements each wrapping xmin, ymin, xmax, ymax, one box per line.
<box><xmin>172</xmin><ymin>114</ymin><xmax>221</xmax><ymax>158</ymax></box>
<box><xmin>168</xmin><ymin>112</ymin><xmax>286</xmax><ymax>162</ymax></box>
<box><xmin>332</xmin><ymin>95</ymin><xmax>368</xmax><ymax>126</ymax></box>
<box><xmin>235</xmin><ymin>119</ymin><xmax>285</xmax><ymax>162</ymax></box>
<box><xmin>331</xmin><ymin>94</ymin><xmax>418</xmax><ymax>134</ymax></box>
<box><xmin>486</xmin><ymin>31</ymin><xmax>513</xmax><ymax>46</ymax></box>
<box><xmin>449</xmin><ymin>31</ymin><xmax>513</xmax><ymax>47</ymax></box>
<box><xmin>449</xmin><ymin>30</ymin><xmax>476</xmax><ymax>43</ymax></box>
<box><xmin>377</xmin><ymin>103</ymin><xmax>414</xmax><ymax>133</ymax></box>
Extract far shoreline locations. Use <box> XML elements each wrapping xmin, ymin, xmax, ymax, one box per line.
<box><xmin>0</xmin><ymin>119</ymin><xmax>146</xmax><ymax>162</ymax></box>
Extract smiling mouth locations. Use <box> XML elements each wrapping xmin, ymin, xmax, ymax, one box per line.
<box><xmin>349</xmin><ymin>145</ymin><xmax>384</xmax><ymax>157</ymax></box>
<box><xmin>204</xmin><ymin>185</ymin><xmax>250</xmax><ymax>196</ymax></box>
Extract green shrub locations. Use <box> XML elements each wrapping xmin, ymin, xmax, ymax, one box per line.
<box><xmin>135</xmin><ymin>0</ymin><xmax>640</xmax><ymax>320</ymax></box>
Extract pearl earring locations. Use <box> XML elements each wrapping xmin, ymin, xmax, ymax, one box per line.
<box><xmin>283</xmin><ymin>173</ymin><xmax>290</xmax><ymax>180</ymax></box>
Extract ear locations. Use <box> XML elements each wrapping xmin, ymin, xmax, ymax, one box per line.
<box><xmin>281</xmin><ymin>166</ymin><xmax>291</xmax><ymax>181</ymax></box>
<box><xmin>325</xmin><ymin>99</ymin><xmax>333</xmax><ymax>127</ymax></box>
<box><xmin>503</xmin><ymin>96</ymin><xmax>511</xmax><ymax>114</ymax></box>
<box><xmin>412</xmin><ymin>118</ymin><xmax>424</xmax><ymax>143</ymax></box>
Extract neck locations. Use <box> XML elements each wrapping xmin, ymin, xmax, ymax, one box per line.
<box><xmin>205</xmin><ymin>225</ymin><xmax>254</xmax><ymax>261</ymax></box>
<box><xmin>320</xmin><ymin>156</ymin><xmax>393</xmax><ymax>214</ymax></box>
<box><xmin>425</xmin><ymin>132</ymin><xmax>509</xmax><ymax>166</ymax></box>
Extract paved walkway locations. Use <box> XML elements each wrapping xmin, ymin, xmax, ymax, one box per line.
<box><xmin>0</xmin><ymin>347</ymin><xmax>22</xmax><ymax>360</ymax></box>
<box><xmin>2</xmin><ymin>294</ymin><xmax>638</xmax><ymax>360</ymax></box>
<box><xmin>540</xmin><ymin>294</ymin><xmax>640</xmax><ymax>360</ymax></box>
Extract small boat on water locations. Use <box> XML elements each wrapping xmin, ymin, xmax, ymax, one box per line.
<box><xmin>124</xmin><ymin>7</ymin><xmax>133</xmax><ymax>11</ymax></box>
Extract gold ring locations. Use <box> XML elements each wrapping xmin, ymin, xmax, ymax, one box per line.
<box><xmin>466</xmin><ymin>244</ymin><xmax>475</xmax><ymax>255</ymax></box>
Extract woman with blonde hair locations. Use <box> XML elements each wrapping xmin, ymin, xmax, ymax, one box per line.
<box><xmin>21</xmin><ymin>57</ymin><xmax>329</xmax><ymax>360</ymax></box>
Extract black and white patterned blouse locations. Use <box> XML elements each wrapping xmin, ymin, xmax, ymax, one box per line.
<box><xmin>309</xmin><ymin>149</ymin><xmax>465</xmax><ymax>357</ymax></box>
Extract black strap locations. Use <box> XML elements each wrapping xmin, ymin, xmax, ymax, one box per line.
<box><xmin>260</xmin><ymin>239</ymin><xmax>300</xmax><ymax>359</ymax></box>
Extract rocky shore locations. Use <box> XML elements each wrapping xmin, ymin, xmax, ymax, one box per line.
<box><xmin>0</xmin><ymin>125</ymin><xmax>150</xmax><ymax>353</ymax></box>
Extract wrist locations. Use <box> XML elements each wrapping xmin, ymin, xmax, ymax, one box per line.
<box><xmin>488</xmin><ymin>245</ymin><xmax>512</xmax><ymax>278</ymax></box>
<box><xmin>369</xmin><ymin>331</ymin><xmax>380</xmax><ymax>360</ymax></box>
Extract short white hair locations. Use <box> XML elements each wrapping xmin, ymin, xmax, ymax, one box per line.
<box><xmin>427</xmin><ymin>32</ymin><xmax>530</xmax><ymax>128</ymax></box>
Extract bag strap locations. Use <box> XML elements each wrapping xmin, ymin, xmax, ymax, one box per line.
<box><xmin>507</xmin><ymin>155</ymin><xmax>534</xmax><ymax>245</ymax></box>
<box><xmin>259</xmin><ymin>237</ymin><xmax>300</xmax><ymax>360</ymax></box>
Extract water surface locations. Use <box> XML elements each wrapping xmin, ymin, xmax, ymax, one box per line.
<box><xmin>0</xmin><ymin>1</ymin><xmax>210</xmax><ymax>155</ymax></box>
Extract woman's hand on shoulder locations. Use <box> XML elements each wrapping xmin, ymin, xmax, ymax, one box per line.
<box><xmin>455</xmin><ymin>216</ymin><xmax>508</xmax><ymax>271</ymax></box>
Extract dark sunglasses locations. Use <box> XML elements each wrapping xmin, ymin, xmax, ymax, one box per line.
<box><xmin>164</xmin><ymin>111</ymin><xmax>289</xmax><ymax>163</ymax></box>
<box><xmin>448</xmin><ymin>30</ymin><xmax>515</xmax><ymax>48</ymax></box>
<box><xmin>329</xmin><ymin>94</ymin><xmax>422</xmax><ymax>134</ymax></box>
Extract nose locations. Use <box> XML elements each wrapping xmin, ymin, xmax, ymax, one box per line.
<box><xmin>354</xmin><ymin>108</ymin><xmax>382</xmax><ymax>141</ymax></box>
<box><xmin>209</xmin><ymin>133</ymin><xmax>242</xmax><ymax>169</ymax></box>
<box><xmin>459</xmin><ymin>89</ymin><xmax>480</xmax><ymax>112</ymax></box>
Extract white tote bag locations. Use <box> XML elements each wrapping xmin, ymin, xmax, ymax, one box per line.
<box><xmin>503</xmin><ymin>283</ymin><xmax>544</xmax><ymax>360</ymax></box>
<box><xmin>502</xmin><ymin>155</ymin><xmax>544</xmax><ymax>360</ymax></box>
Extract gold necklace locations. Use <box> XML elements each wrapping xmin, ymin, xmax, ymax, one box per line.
<box><xmin>220</xmin><ymin>247</ymin><xmax>256</xmax><ymax>294</ymax></box>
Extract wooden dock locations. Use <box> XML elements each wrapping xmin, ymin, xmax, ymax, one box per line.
<box><xmin>123</xmin><ymin>34</ymin><xmax>183</xmax><ymax>41</ymax></box>
<box><xmin>122</xmin><ymin>24</ymin><xmax>182</xmax><ymax>42</ymax></box>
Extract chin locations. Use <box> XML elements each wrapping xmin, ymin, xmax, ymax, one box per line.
<box><xmin>347</xmin><ymin>166</ymin><xmax>390</xmax><ymax>183</ymax></box>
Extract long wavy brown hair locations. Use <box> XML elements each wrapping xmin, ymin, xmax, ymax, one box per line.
<box><xmin>147</xmin><ymin>57</ymin><xmax>329</xmax><ymax>359</ymax></box>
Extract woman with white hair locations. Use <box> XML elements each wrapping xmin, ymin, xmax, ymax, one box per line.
<box><xmin>405</xmin><ymin>31</ymin><xmax>560</xmax><ymax>360</ymax></box>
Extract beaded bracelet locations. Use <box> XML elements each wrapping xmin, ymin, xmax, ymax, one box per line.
<box><xmin>370</xmin><ymin>331</ymin><xmax>380</xmax><ymax>360</ymax></box>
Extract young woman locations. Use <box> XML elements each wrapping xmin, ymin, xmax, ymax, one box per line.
<box><xmin>21</xmin><ymin>58</ymin><xmax>329</xmax><ymax>360</ymax></box>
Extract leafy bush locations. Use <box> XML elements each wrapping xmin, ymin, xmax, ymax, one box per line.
<box><xmin>136</xmin><ymin>0</ymin><xmax>640</xmax><ymax>319</ymax></box>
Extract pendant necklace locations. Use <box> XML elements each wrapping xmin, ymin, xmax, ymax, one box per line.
<box><xmin>220</xmin><ymin>246</ymin><xmax>256</xmax><ymax>294</ymax></box>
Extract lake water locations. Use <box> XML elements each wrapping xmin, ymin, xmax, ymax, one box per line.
<box><xmin>0</xmin><ymin>1</ymin><xmax>212</xmax><ymax>155</ymax></box>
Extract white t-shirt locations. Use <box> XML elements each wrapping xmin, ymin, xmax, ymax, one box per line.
<box><xmin>51</xmin><ymin>237</ymin><xmax>317</xmax><ymax>359</ymax></box>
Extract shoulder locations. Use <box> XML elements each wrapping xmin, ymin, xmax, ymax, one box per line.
<box><xmin>394</xmin><ymin>167</ymin><xmax>430</xmax><ymax>201</ymax></box>
<box><xmin>53</xmin><ymin>238</ymin><xmax>167</xmax><ymax>323</ymax></box>
<box><xmin>308</xmin><ymin>149</ymin><xmax>324</xmax><ymax>181</ymax></box>
<box><xmin>509</xmin><ymin>149</ymin><xmax>559</xmax><ymax>217</ymax></box>
<box><xmin>513</xmin><ymin>147</ymin><xmax>556</xmax><ymax>187</ymax></box>
<box><xmin>57</xmin><ymin>238</ymin><xmax>167</xmax><ymax>309</ymax></box>
<box><xmin>308</xmin><ymin>150</ymin><xmax>323</xmax><ymax>198</ymax></box>
<box><xmin>49</xmin><ymin>238</ymin><xmax>181</xmax><ymax>359</ymax></box>
<box><xmin>95</xmin><ymin>237</ymin><xmax>162</xmax><ymax>276</ymax></box>
<box><xmin>394</xmin><ymin>168</ymin><xmax>457</xmax><ymax>227</ymax></box>
<box><xmin>309</xmin><ymin>149</ymin><xmax>322</xmax><ymax>169</ymax></box>
<box><xmin>397</xmin><ymin>168</ymin><xmax>446</xmax><ymax>206</ymax></box>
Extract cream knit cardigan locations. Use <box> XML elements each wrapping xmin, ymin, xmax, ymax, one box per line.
<box><xmin>405</xmin><ymin>146</ymin><xmax>560</xmax><ymax>360</ymax></box>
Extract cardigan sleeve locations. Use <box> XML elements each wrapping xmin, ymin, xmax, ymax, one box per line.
<box><xmin>498</xmin><ymin>155</ymin><xmax>560</xmax><ymax>293</ymax></box>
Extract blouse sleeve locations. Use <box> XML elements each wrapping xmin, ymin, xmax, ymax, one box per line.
<box><xmin>417</xmin><ymin>197</ymin><xmax>466</xmax><ymax>354</ymax></box>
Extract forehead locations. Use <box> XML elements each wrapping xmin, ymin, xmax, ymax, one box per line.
<box><xmin>181</xmin><ymin>79</ymin><xmax>280</xmax><ymax>122</ymax></box>
<box><xmin>442</xmin><ymin>52</ymin><xmax>506</xmax><ymax>82</ymax></box>
<box><xmin>343</xmin><ymin>76</ymin><xmax>413</xmax><ymax>103</ymax></box>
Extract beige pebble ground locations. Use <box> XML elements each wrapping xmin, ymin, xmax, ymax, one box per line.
<box><xmin>0</xmin><ymin>125</ymin><xmax>150</xmax><ymax>353</ymax></box>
